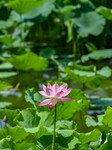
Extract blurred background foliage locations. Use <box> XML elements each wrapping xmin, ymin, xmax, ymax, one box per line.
<box><xmin>0</xmin><ymin>0</ymin><xmax>112</xmax><ymax>110</ymax></box>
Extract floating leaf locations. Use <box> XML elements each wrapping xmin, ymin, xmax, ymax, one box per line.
<box><xmin>0</xmin><ymin>72</ymin><xmax>17</xmax><ymax>78</ymax></box>
<box><xmin>0</xmin><ymin>102</ymin><xmax>12</xmax><ymax>109</ymax></box>
<box><xmin>97</xmin><ymin>66</ymin><xmax>111</xmax><ymax>78</ymax></box>
<box><xmin>75</xmin><ymin>12</ymin><xmax>105</xmax><ymax>37</ymax></box>
<box><xmin>8</xmin><ymin>0</ymin><xmax>44</xmax><ymax>14</ymax></box>
<box><xmin>0</xmin><ymin>81</ymin><xmax>12</xmax><ymax>91</ymax></box>
<box><xmin>0</xmin><ymin>20</ymin><xmax>13</xmax><ymax>30</ymax></box>
<box><xmin>8</xmin><ymin>52</ymin><xmax>48</xmax><ymax>71</ymax></box>
<box><xmin>65</xmin><ymin>64</ymin><xmax>111</xmax><ymax>88</ymax></box>
<box><xmin>0</xmin><ymin>62</ymin><xmax>13</xmax><ymax>70</ymax></box>
<box><xmin>81</xmin><ymin>49</ymin><xmax>112</xmax><ymax>62</ymax></box>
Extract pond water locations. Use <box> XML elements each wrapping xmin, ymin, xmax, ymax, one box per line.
<box><xmin>0</xmin><ymin>70</ymin><xmax>58</xmax><ymax>109</ymax></box>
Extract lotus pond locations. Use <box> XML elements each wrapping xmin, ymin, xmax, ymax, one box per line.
<box><xmin>0</xmin><ymin>0</ymin><xmax>112</xmax><ymax>150</ymax></box>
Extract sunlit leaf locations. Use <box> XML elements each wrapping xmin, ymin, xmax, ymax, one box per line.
<box><xmin>16</xmin><ymin>109</ymin><xmax>53</xmax><ymax>138</ymax></box>
<box><xmin>75</xmin><ymin>12</ymin><xmax>105</xmax><ymax>37</ymax></box>
<box><xmin>14</xmin><ymin>141</ymin><xmax>38</xmax><ymax>150</ymax></box>
<box><xmin>46</xmin><ymin>143</ymin><xmax>68</xmax><ymax>150</ymax></box>
<box><xmin>0</xmin><ymin>126</ymin><xmax>29</xmax><ymax>142</ymax></box>
<box><xmin>57</xmin><ymin>5</ymin><xmax>80</xmax><ymax>15</ymax></box>
<box><xmin>0</xmin><ymin>35</ymin><xmax>14</xmax><ymax>44</ymax></box>
<box><xmin>0</xmin><ymin>137</ymin><xmax>12</xmax><ymax>149</ymax></box>
<box><xmin>103</xmin><ymin>106</ymin><xmax>112</xmax><ymax>129</ymax></box>
<box><xmin>68</xmin><ymin>137</ymin><xmax>80</xmax><ymax>149</ymax></box>
<box><xmin>79</xmin><ymin>144</ymin><xmax>89</xmax><ymax>150</ymax></box>
<box><xmin>8</xmin><ymin>0</ymin><xmax>44</xmax><ymax>14</ymax></box>
<box><xmin>16</xmin><ymin>108</ymin><xmax>40</xmax><ymax>129</ymax></box>
<box><xmin>8</xmin><ymin>52</ymin><xmax>48</xmax><ymax>71</ymax></box>
<box><xmin>98</xmin><ymin>143</ymin><xmax>108</xmax><ymax>150</ymax></box>
<box><xmin>78</xmin><ymin>129</ymin><xmax>101</xmax><ymax>144</ymax></box>
<box><xmin>96</xmin><ymin>6</ymin><xmax>112</xmax><ymax>20</ymax></box>
<box><xmin>52</xmin><ymin>89</ymin><xmax>89</xmax><ymax>120</ymax></box>
<box><xmin>23</xmin><ymin>0</ymin><xmax>55</xmax><ymax>19</ymax></box>
<box><xmin>57</xmin><ymin>129</ymin><xmax>74</xmax><ymax>137</ymax></box>
<box><xmin>0</xmin><ymin>109</ymin><xmax>19</xmax><ymax>126</ymax></box>
<box><xmin>86</xmin><ymin>116</ymin><xmax>97</xmax><ymax>127</ymax></box>
<box><xmin>25</xmin><ymin>88</ymin><xmax>35</xmax><ymax>105</ymax></box>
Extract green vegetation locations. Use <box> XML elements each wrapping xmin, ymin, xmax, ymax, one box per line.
<box><xmin>0</xmin><ymin>0</ymin><xmax>112</xmax><ymax>149</ymax></box>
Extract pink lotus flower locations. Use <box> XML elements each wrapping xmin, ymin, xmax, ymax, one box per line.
<box><xmin>38</xmin><ymin>82</ymin><xmax>72</xmax><ymax>109</ymax></box>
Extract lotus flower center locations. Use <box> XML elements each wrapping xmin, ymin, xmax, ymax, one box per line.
<box><xmin>51</xmin><ymin>97</ymin><xmax>58</xmax><ymax>101</ymax></box>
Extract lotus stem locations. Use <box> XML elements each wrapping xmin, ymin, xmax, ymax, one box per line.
<box><xmin>52</xmin><ymin>105</ymin><xmax>57</xmax><ymax>150</ymax></box>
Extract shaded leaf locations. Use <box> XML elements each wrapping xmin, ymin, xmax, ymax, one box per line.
<box><xmin>75</xmin><ymin>12</ymin><xmax>105</xmax><ymax>37</ymax></box>
<box><xmin>0</xmin><ymin>20</ymin><xmax>13</xmax><ymax>30</ymax></box>
<box><xmin>81</xmin><ymin>49</ymin><xmax>112</xmax><ymax>62</ymax></box>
